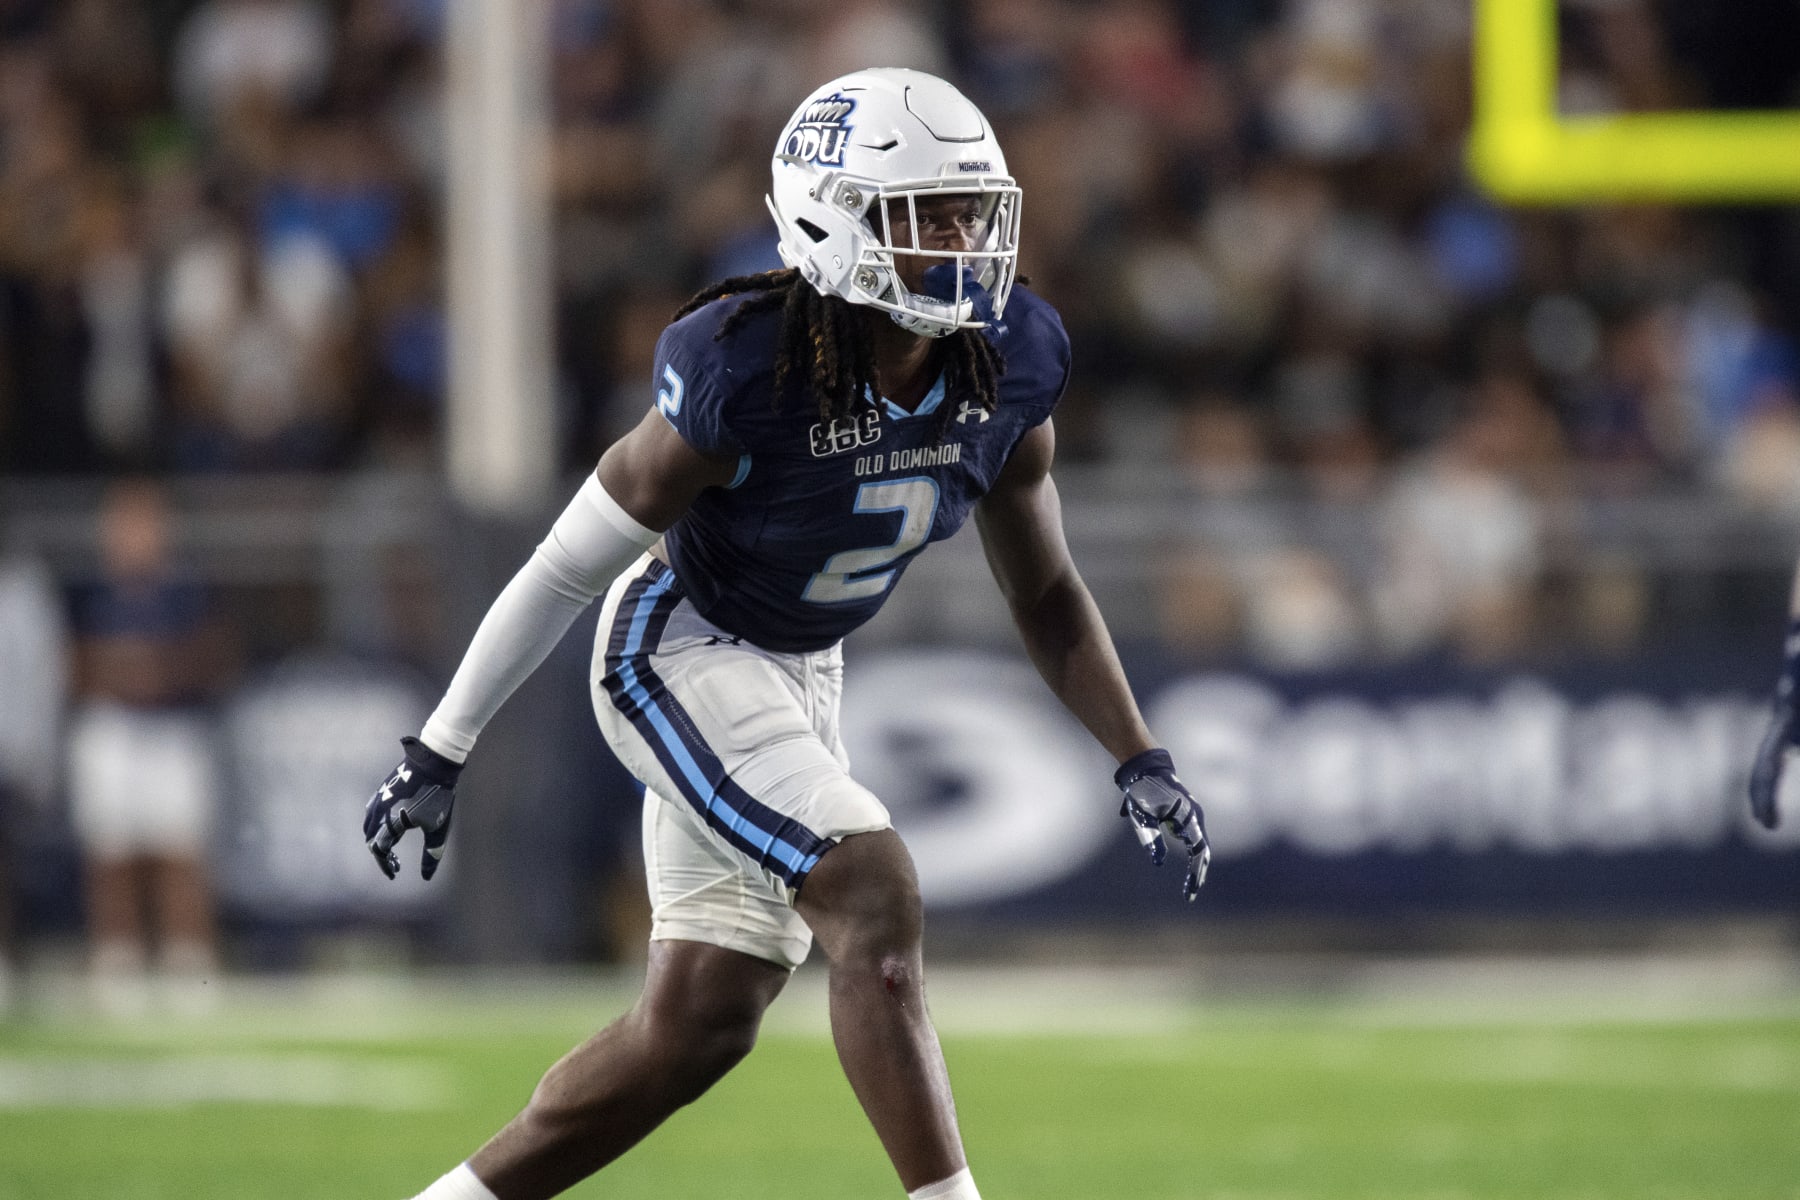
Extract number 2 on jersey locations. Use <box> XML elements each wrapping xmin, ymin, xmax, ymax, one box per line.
<box><xmin>803</xmin><ymin>477</ymin><xmax>940</xmax><ymax>604</ymax></box>
<box><xmin>657</xmin><ymin>365</ymin><xmax>684</xmax><ymax>417</ymax></box>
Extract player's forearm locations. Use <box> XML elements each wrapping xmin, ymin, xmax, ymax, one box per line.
<box><xmin>420</xmin><ymin>565</ymin><xmax>595</xmax><ymax>759</ymax></box>
<box><xmin>420</xmin><ymin>476</ymin><xmax>658</xmax><ymax>760</ymax></box>
<box><xmin>1008</xmin><ymin>570</ymin><xmax>1156</xmax><ymax>763</ymax></box>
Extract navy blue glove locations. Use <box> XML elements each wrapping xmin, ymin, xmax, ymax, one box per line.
<box><xmin>1749</xmin><ymin>620</ymin><xmax>1800</xmax><ymax>830</ymax></box>
<box><xmin>364</xmin><ymin>736</ymin><xmax>463</xmax><ymax>880</ymax></box>
<box><xmin>1116</xmin><ymin>748</ymin><xmax>1211</xmax><ymax>901</ymax></box>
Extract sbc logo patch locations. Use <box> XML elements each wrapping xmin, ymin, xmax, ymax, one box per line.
<box><xmin>810</xmin><ymin>409</ymin><xmax>881</xmax><ymax>457</ymax></box>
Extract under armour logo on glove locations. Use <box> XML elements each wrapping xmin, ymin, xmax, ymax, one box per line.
<box><xmin>1116</xmin><ymin>748</ymin><xmax>1211</xmax><ymax>902</ymax></box>
<box><xmin>364</xmin><ymin>736</ymin><xmax>465</xmax><ymax>880</ymax></box>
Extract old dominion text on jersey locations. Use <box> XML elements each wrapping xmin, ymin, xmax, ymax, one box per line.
<box><xmin>652</xmin><ymin>287</ymin><xmax>1070</xmax><ymax>652</ymax></box>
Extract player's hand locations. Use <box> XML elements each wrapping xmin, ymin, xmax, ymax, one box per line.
<box><xmin>1116</xmin><ymin>748</ymin><xmax>1211</xmax><ymax>901</ymax></box>
<box><xmin>364</xmin><ymin>736</ymin><xmax>464</xmax><ymax>880</ymax></box>
<box><xmin>1749</xmin><ymin>624</ymin><xmax>1800</xmax><ymax>829</ymax></box>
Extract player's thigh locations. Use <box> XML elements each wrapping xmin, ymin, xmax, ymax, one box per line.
<box><xmin>813</xmin><ymin>644</ymin><xmax>852</xmax><ymax>769</ymax></box>
<box><xmin>605</xmin><ymin>648</ymin><xmax>890</xmax><ymax>966</ymax></box>
<box><xmin>641</xmin><ymin>784</ymin><xmax>815</xmax><ymax>969</ymax></box>
<box><xmin>680</xmin><ymin>648</ymin><xmax>880</xmax><ymax>824</ymax></box>
<box><xmin>594</xmin><ymin>608</ymin><xmax>887</xmax><ymax>866</ymax></box>
<box><xmin>591</xmin><ymin>562</ymin><xmax>891</xmax><ymax>960</ymax></box>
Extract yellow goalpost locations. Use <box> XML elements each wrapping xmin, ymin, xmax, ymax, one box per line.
<box><xmin>1466</xmin><ymin>0</ymin><xmax>1800</xmax><ymax>203</ymax></box>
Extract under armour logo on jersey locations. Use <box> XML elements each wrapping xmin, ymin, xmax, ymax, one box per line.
<box><xmin>811</xmin><ymin>409</ymin><xmax>881</xmax><ymax>456</ymax></box>
<box><xmin>703</xmin><ymin>635</ymin><xmax>743</xmax><ymax>646</ymax></box>
<box><xmin>956</xmin><ymin>401</ymin><xmax>990</xmax><ymax>424</ymax></box>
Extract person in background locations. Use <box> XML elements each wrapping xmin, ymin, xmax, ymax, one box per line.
<box><xmin>0</xmin><ymin>541</ymin><xmax>68</xmax><ymax>1013</ymax></box>
<box><xmin>1750</xmin><ymin>558</ymin><xmax>1800</xmax><ymax>830</ymax></box>
<box><xmin>66</xmin><ymin>479</ymin><xmax>232</xmax><ymax>1015</ymax></box>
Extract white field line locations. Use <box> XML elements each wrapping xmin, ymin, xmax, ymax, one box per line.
<box><xmin>0</xmin><ymin>1054</ymin><xmax>451</xmax><ymax>1111</ymax></box>
<box><xmin>1414</xmin><ymin>1030</ymin><xmax>1800</xmax><ymax>1093</ymax></box>
<box><xmin>14</xmin><ymin>956</ymin><xmax>1800</xmax><ymax>1046</ymax></box>
<box><xmin>1330</xmin><ymin>955</ymin><xmax>1800</xmax><ymax>1028</ymax></box>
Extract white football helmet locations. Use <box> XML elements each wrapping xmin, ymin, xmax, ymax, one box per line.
<box><xmin>766</xmin><ymin>68</ymin><xmax>1021</xmax><ymax>338</ymax></box>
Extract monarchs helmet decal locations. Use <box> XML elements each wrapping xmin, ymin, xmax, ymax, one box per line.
<box><xmin>783</xmin><ymin>93</ymin><xmax>856</xmax><ymax>167</ymax></box>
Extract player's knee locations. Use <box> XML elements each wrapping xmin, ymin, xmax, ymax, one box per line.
<box><xmin>800</xmin><ymin>829</ymin><xmax>924</xmax><ymax>963</ymax></box>
<box><xmin>871</xmin><ymin>872</ymin><xmax>924</xmax><ymax>952</ymax></box>
<box><xmin>830</xmin><ymin>868</ymin><xmax>924</xmax><ymax>967</ymax></box>
<box><xmin>638</xmin><ymin>993</ymin><xmax>764</xmax><ymax>1103</ymax></box>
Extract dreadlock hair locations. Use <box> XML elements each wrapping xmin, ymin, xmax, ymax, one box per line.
<box><xmin>673</xmin><ymin>268</ymin><xmax>1007</xmax><ymax>440</ymax></box>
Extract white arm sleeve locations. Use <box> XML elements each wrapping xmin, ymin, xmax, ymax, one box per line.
<box><xmin>419</xmin><ymin>474</ymin><xmax>659</xmax><ymax>761</ymax></box>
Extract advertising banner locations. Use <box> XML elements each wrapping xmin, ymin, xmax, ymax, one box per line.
<box><xmin>206</xmin><ymin>642</ymin><xmax>1799</xmax><ymax>935</ymax></box>
<box><xmin>842</xmin><ymin>648</ymin><xmax>1798</xmax><ymax>918</ymax></box>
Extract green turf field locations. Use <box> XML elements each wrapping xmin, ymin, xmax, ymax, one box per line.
<box><xmin>1</xmin><ymin>967</ymin><xmax>1797</xmax><ymax>1200</ymax></box>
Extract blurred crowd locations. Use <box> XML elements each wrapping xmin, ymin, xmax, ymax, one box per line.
<box><xmin>0</xmin><ymin>0</ymin><xmax>1796</xmax><ymax>660</ymax></box>
<box><xmin>0</xmin><ymin>0</ymin><xmax>1797</xmax><ymax>987</ymax></box>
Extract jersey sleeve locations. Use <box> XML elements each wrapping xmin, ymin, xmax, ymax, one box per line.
<box><xmin>1035</xmin><ymin>316</ymin><xmax>1072</xmax><ymax>427</ymax></box>
<box><xmin>651</xmin><ymin>319</ymin><xmax>742</xmax><ymax>458</ymax></box>
<box><xmin>1001</xmin><ymin>289</ymin><xmax>1072</xmax><ymax>428</ymax></box>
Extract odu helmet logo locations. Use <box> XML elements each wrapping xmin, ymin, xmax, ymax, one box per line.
<box><xmin>784</xmin><ymin>93</ymin><xmax>855</xmax><ymax>167</ymax></box>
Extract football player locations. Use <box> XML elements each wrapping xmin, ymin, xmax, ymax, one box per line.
<box><xmin>369</xmin><ymin>68</ymin><xmax>1209</xmax><ymax>1200</ymax></box>
<box><xmin>1750</xmin><ymin>559</ymin><xmax>1800</xmax><ymax>830</ymax></box>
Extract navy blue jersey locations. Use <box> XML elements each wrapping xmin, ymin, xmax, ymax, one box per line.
<box><xmin>653</xmin><ymin>287</ymin><xmax>1069</xmax><ymax>652</ymax></box>
<box><xmin>70</xmin><ymin>571</ymin><xmax>208</xmax><ymax>642</ymax></box>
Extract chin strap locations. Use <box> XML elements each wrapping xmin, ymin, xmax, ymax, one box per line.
<box><xmin>889</xmin><ymin>306</ymin><xmax>964</xmax><ymax>338</ymax></box>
